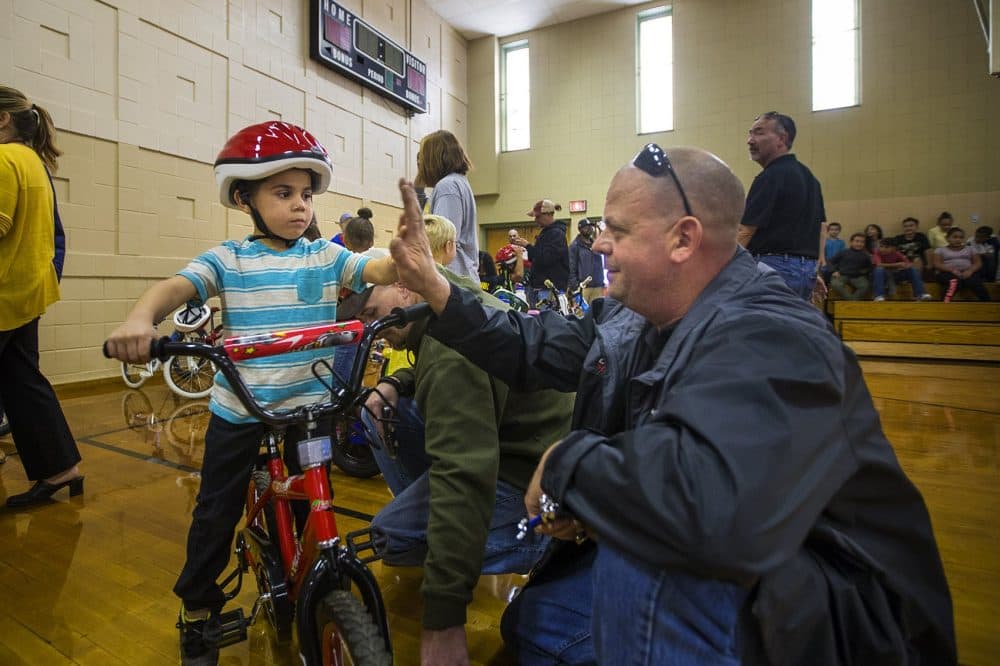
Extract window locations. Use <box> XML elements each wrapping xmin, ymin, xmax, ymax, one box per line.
<box><xmin>812</xmin><ymin>0</ymin><xmax>859</xmax><ymax>111</ymax></box>
<box><xmin>501</xmin><ymin>40</ymin><xmax>530</xmax><ymax>151</ymax></box>
<box><xmin>637</xmin><ymin>6</ymin><xmax>674</xmax><ymax>134</ymax></box>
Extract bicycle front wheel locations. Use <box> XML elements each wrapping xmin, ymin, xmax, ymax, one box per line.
<box><xmin>163</xmin><ymin>353</ymin><xmax>216</xmax><ymax>399</ymax></box>
<box><xmin>315</xmin><ymin>590</ymin><xmax>391</xmax><ymax>666</ymax></box>
<box><xmin>121</xmin><ymin>361</ymin><xmax>148</xmax><ymax>389</ymax></box>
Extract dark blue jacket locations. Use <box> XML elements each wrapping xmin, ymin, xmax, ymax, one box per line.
<box><xmin>427</xmin><ymin>247</ymin><xmax>955</xmax><ymax>665</ymax></box>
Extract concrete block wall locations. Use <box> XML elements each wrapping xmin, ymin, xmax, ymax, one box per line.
<box><xmin>0</xmin><ymin>0</ymin><xmax>467</xmax><ymax>384</ymax></box>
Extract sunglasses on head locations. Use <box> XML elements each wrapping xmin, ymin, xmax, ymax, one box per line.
<box><xmin>631</xmin><ymin>143</ymin><xmax>693</xmax><ymax>218</ymax></box>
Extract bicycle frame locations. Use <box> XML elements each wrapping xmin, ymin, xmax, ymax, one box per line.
<box><xmin>119</xmin><ymin>303</ymin><xmax>431</xmax><ymax>664</ymax></box>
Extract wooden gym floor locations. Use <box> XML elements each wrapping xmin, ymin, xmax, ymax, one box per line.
<box><xmin>0</xmin><ymin>369</ymin><xmax>996</xmax><ymax>665</ymax></box>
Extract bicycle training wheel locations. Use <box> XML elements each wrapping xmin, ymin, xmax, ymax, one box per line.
<box><xmin>121</xmin><ymin>361</ymin><xmax>148</xmax><ymax>389</ymax></box>
<box><xmin>163</xmin><ymin>351</ymin><xmax>216</xmax><ymax>399</ymax></box>
<box><xmin>316</xmin><ymin>590</ymin><xmax>391</xmax><ymax>666</ymax></box>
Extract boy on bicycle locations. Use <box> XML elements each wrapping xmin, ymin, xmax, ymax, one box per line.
<box><xmin>104</xmin><ymin>121</ymin><xmax>396</xmax><ymax>665</ymax></box>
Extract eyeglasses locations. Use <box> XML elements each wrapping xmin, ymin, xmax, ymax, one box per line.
<box><xmin>631</xmin><ymin>143</ymin><xmax>693</xmax><ymax>218</ymax></box>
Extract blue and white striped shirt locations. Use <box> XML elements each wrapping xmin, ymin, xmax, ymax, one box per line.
<box><xmin>179</xmin><ymin>237</ymin><xmax>370</xmax><ymax>424</ymax></box>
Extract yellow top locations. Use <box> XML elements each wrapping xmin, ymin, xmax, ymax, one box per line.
<box><xmin>0</xmin><ymin>143</ymin><xmax>59</xmax><ymax>331</ymax></box>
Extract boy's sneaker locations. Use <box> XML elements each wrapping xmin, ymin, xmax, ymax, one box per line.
<box><xmin>178</xmin><ymin>607</ymin><xmax>222</xmax><ymax>665</ymax></box>
<box><xmin>918</xmin><ymin>293</ymin><xmax>934</xmax><ymax>301</ymax></box>
<box><xmin>873</xmin><ymin>295</ymin><xmax>886</xmax><ymax>302</ymax></box>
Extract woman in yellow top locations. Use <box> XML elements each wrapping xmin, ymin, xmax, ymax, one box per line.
<box><xmin>0</xmin><ymin>86</ymin><xmax>82</xmax><ymax>507</ymax></box>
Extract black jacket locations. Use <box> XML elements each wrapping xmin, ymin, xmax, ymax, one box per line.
<box><xmin>525</xmin><ymin>221</ymin><xmax>569</xmax><ymax>289</ymax></box>
<box><xmin>428</xmin><ymin>248</ymin><xmax>956</xmax><ymax>665</ymax></box>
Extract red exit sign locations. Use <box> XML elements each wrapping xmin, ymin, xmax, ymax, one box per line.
<box><xmin>568</xmin><ymin>199</ymin><xmax>587</xmax><ymax>213</ymax></box>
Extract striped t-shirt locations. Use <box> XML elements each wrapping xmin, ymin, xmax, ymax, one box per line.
<box><xmin>179</xmin><ymin>237</ymin><xmax>370</xmax><ymax>424</ymax></box>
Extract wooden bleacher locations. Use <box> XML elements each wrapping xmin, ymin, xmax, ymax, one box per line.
<box><xmin>827</xmin><ymin>298</ymin><xmax>1000</xmax><ymax>369</ymax></box>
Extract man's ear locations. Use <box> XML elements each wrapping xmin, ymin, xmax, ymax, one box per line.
<box><xmin>670</xmin><ymin>217</ymin><xmax>703</xmax><ymax>262</ymax></box>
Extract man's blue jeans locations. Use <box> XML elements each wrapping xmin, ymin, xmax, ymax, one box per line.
<box><xmin>756</xmin><ymin>254</ymin><xmax>817</xmax><ymax>300</ymax></box>
<box><xmin>361</xmin><ymin>398</ymin><xmax>548</xmax><ymax>574</ymax></box>
<box><xmin>502</xmin><ymin>544</ymin><xmax>747</xmax><ymax>665</ymax></box>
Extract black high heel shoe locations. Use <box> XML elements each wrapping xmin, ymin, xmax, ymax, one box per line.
<box><xmin>5</xmin><ymin>476</ymin><xmax>84</xmax><ymax>508</ymax></box>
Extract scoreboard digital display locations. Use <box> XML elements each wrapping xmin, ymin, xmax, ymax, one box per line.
<box><xmin>310</xmin><ymin>0</ymin><xmax>428</xmax><ymax>115</ymax></box>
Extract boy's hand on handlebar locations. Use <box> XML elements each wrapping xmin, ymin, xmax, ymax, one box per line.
<box><xmin>104</xmin><ymin>319</ymin><xmax>158</xmax><ymax>363</ymax></box>
<box><xmin>364</xmin><ymin>381</ymin><xmax>399</xmax><ymax>443</ymax></box>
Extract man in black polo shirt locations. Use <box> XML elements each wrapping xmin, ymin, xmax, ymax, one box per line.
<box><xmin>738</xmin><ymin>112</ymin><xmax>826</xmax><ymax>299</ymax></box>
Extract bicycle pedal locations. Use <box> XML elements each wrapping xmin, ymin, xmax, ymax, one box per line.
<box><xmin>345</xmin><ymin>527</ymin><xmax>382</xmax><ymax>564</ymax></box>
<box><xmin>215</xmin><ymin>608</ymin><xmax>248</xmax><ymax>647</ymax></box>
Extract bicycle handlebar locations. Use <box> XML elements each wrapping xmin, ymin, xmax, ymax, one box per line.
<box><xmin>103</xmin><ymin>303</ymin><xmax>432</xmax><ymax>427</ymax></box>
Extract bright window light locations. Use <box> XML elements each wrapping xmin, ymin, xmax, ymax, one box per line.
<box><xmin>637</xmin><ymin>7</ymin><xmax>673</xmax><ymax>134</ymax></box>
<box><xmin>501</xmin><ymin>41</ymin><xmax>530</xmax><ymax>151</ymax></box>
<box><xmin>812</xmin><ymin>0</ymin><xmax>860</xmax><ymax>111</ymax></box>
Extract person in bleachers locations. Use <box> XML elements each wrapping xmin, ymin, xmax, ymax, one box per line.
<box><xmin>819</xmin><ymin>221</ymin><xmax>845</xmax><ymax>284</ymax></box>
<box><xmin>863</xmin><ymin>223</ymin><xmax>883</xmax><ymax>254</ymax></box>
<box><xmin>828</xmin><ymin>232</ymin><xmax>873</xmax><ymax>300</ymax></box>
<box><xmin>872</xmin><ymin>237</ymin><xmax>933</xmax><ymax>301</ymax></box>
<box><xmin>894</xmin><ymin>217</ymin><xmax>931</xmax><ymax>274</ymax></box>
<box><xmin>927</xmin><ymin>211</ymin><xmax>953</xmax><ymax>250</ymax></box>
<box><xmin>968</xmin><ymin>225</ymin><xmax>998</xmax><ymax>282</ymax></box>
<box><xmin>932</xmin><ymin>227</ymin><xmax>991</xmax><ymax>301</ymax></box>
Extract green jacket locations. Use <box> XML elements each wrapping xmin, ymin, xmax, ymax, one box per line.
<box><xmin>389</xmin><ymin>269</ymin><xmax>574</xmax><ymax>629</ymax></box>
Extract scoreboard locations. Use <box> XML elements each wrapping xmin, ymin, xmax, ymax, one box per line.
<box><xmin>309</xmin><ymin>0</ymin><xmax>428</xmax><ymax>115</ymax></box>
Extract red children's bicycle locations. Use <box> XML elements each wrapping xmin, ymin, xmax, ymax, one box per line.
<box><xmin>112</xmin><ymin>304</ymin><xmax>429</xmax><ymax>665</ymax></box>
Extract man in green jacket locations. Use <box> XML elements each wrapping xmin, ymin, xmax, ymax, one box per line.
<box><xmin>351</xmin><ymin>269</ymin><xmax>574</xmax><ymax>665</ymax></box>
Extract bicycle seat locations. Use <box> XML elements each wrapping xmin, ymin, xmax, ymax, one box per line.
<box><xmin>173</xmin><ymin>303</ymin><xmax>212</xmax><ymax>333</ymax></box>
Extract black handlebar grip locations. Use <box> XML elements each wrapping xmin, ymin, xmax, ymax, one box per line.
<box><xmin>149</xmin><ymin>336</ymin><xmax>173</xmax><ymax>361</ymax></box>
<box><xmin>391</xmin><ymin>302</ymin><xmax>433</xmax><ymax>324</ymax></box>
<box><xmin>101</xmin><ymin>341</ymin><xmax>111</xmax><ymax>358</ymax></box>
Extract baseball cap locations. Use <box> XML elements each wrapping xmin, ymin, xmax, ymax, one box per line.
<box><xmin>577</xmin><ymin>218</ymin><xmax>595</xmax><ymax>230</ymax></box>
<box><xmin>526</xmin><ymin>199</ymin><xmax>561</xmax><ymax>218</ymax></box>
<box><xmin>339</xmin><ymin>212</ymin><xmax>354</xmax><ymax>224</ymax></box>
<box><xmin>337</xmin><ymin>286</ymin><xmax>374</xmax><ymax>321</ymax></box>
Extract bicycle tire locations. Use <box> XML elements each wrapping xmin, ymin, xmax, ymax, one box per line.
<box><xmin>330</xmin><ymin>418</ymin><xmax>380</xmax><ymax>478</ymax></box>
<box><xmin>163</xmin><ymin>353</ymin><xmax>216</xmax><ymax>399</ymax></box>
<box><xmin>165</xmin><ymin>401</ymin><xmax>210</xmax><ymax>465</ymax></box>
<box><xmin>315</xmin><ymin>590</ymin><xmax>391</xmax><ymax>666</ymax></box>
<box><xmin>121</xmin><ymin>361</ymin><xmax>148</xmax><ymax>389</ymax></box>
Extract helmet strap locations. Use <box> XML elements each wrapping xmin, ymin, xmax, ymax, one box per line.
<box><xmin>246</xmin><ymin>201</ymin><xmax>297</xmax><ymax>248</ymax></box>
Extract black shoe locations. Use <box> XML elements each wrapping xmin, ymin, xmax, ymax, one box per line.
<box><xmin>5</xmin><ymin>476</ymin><xmax>84</xmax><ymax>508</ymax></box>
<box><xmin>0</xmin><ymin>411</ymin><xmax>10</xmax><ymax>436</ymax></box>
<box><xmin>178</xmin><ymin>608</ymin><xmax>222</xmax><ymax>665</ymax></box>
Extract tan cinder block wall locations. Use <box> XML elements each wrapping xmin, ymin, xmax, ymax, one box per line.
<box><xmin>468</xmin><ymin>0</ymin><xmax>1000</xmax><ymax>239</ymax></box>
<box><xmin>0</xmin><ymin>0</ymin><xmax>467</xmax><ymax>384</ymax></box>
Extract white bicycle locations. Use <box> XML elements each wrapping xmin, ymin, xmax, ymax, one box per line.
<box><xmin>120</xmin><ymin>302</ymin><xmax>223</xmax><ymax>399</ymax></box>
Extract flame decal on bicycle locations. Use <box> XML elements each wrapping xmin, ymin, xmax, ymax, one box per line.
<box><xmin>224</xmin><ymin>321</ymin><xmax>365</xmax><ymax>360</ymax></box>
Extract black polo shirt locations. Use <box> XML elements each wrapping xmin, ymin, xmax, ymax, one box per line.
<box><xmin>742</xmin><ymin>154</ymin><xmax>825</xmax><ymax>259</ymax></box>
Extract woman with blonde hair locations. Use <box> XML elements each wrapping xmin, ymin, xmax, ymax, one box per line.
<box><xmin>0</xmin><ymin>86</ymin><xmax>83</xmax><ymax>507</ymax></box>
<box><xmin>416</xmin><ymin>129</ymin><xmax>478</xmax><ymax>279</ymax></box>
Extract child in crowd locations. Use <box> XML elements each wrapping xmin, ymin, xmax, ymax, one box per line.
<box><xmin>932</xmin><ymin>227</ymin><xmax>990</xmax><ymax>302</ymax></box>
<box><xmin>927</xmin><ymin>211</ymin><xmax>953</xmax><ymax>249</ymax></box>
<box><xmin>828</xmin><ymin>233</ymin><xmax>873</xmax><ymax>300</ymax></box>
<box><xmin>820</xmin><ymin>221</ymin><xmax>846</xmax><ymax>284</ymax></box>
<box><xmin>423</xmin><ymin>213</ymin><xmax>458</xmax><ymax>265</ymax></box>
<box><xmin>968</xmin><ymin>225</ymin><xmax>999</xmax><ymax>282</ymax></box>
<box><xmin>872</xmin><ymin>237</ymin><xmax>933</xmax><ymax>301</ymax></box>
<box><xmin>893</xmin><ymin>217</ymin><xmax>931</xmax><ymax>273</ymax></box>
<box><xmin>864</xmin><ymin>223</ymin><xmax>883</xmax><ymax>254</ymax></box>
<box><xmin>104</xmin><ymin>121</ymin><xmax>397</xmax><ymax>665</ymax></box>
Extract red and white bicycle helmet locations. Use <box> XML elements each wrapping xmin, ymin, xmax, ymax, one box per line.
<box><xmin>214</xmin><ymin>121</ymin><xmax>333</xmax><ymax>209</ymax></box>
<box><xmin>495</xmin><ymin>245</ymin><xmax>518</xmax><ymax>267</ymax></box>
